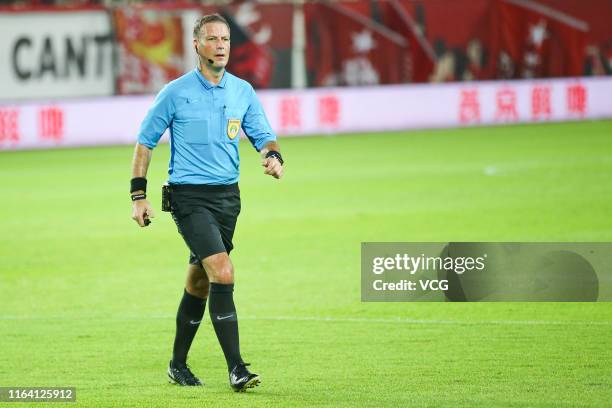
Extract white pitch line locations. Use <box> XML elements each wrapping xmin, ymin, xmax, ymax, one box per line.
<box><xmin>245</xmin><ymin>315</ymin><xmax>612</xmax><ymax>326</ymax></box>
<box><xmin>0</xmin><ymin>314</ymin><xmax>611</xmax><ymax>326</ymax></box>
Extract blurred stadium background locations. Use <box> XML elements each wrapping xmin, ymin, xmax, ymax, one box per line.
<box><xmin>1</xmin><ymin>1</ymin><xmax>611</xmax><ymax>407</ymax></box>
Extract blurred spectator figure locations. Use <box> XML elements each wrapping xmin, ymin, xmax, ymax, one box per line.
<box><xmin>585</xmin><ymin>44</ymin><xmax>612</xmax><ymax>76</ymax></box>
<box><xmin>465</xmin><ymin>39</ymin><xmax>486</xmax><ymax>81</ymax></box>
<box><xmin>497</xmin><ymin>51</ymin><xmax>515</xmax><ymax>79</ymax></box>
<box><xmin>430</xmin><ymin>39</ymin><xmax>455</xmax><ymax>82</ymax></box>
<box><xmin>605</xmin><ymin>44</ymin><xmax>612</xmax><ymax>75</ymax></box>
<box><xmin>429</xmin><ymin>38</ymin><xmax>486</xmax><ymax>83</ymax></box>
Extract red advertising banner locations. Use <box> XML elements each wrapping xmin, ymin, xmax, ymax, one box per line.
<box><xmin>305</xmin><ymin>1</ymin><xmax>409</xmax><ymax>86</ymax></box>
<box><xmin>492</xmin><ymin>0</ymin><xmax>587</xmax><ymax>79</ymax></box>
<box><xmin>1</xmin><ymin>0</ymin><xmax>610</xmax><ymax>100</ymax></box>
<box><xmin>394</xmin><ymin>0</ymin><xmax>594</xmax><ymax>82</ymax></box>
<box><xmin>223</xmin><ymin>2</ymin><xmax>293</xmax><ymax>88</ymax></box>
<box><xmin>377</xmin><ymin>0</ymin><xmax>435</xmax><ymax>83</ymax></box>
<box><xmin>222</xmin><ymin>10</ymin><xmax>274</xmax><ymax>89</ymax></box>
<box><xmin>114</xmin><ymin>7</ymin><xmax>185</xmax><ymax>94</ymax></box>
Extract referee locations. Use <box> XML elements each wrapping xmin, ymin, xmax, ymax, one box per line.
<box><xmin>129</xmin><ymin>14</ymin><xmax>283</xmax><ymax>392</ymax></box>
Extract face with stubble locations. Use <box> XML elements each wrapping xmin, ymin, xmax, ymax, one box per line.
<box><xmin>193</xmin><ymin>22</ymin><xmax>231</xmax><ymax>71</ymax></box>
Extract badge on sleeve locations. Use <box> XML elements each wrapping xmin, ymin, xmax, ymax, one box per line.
<box><xmin>227</xmin><ymin>119</ymin><xmax>241</xmax><ymax>140</ymax></box>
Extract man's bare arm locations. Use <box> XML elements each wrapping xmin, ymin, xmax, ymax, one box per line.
<box><xmin>131</xmin><ymin>143</ymin><xmax>153</xmax><ymax>189</ymax></box>
<box><xmin>131</xmin><ymin>143</ymin><xmax>155</xmax><ymax>227</ymax></box>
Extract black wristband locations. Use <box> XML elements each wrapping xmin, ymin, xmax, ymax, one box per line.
<box><xmin>131</xmin><ymin>193</ymin><xmax>146</xmax><ymax>201</ymax></box>
<box><xmin>130</xmin><ymin>177</ymin><xmax>147</xmax><ymax>193</ymax></box>
<box><xmin>265</xmin><ymin>150</ymin><xmax>284</xmax><ymax>165</ymax></box>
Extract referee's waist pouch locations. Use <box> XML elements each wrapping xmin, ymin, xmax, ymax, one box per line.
<box><xmin>161</xmin><ymin>183</ymin><xmax>171</xmax><ymax>212</ymax></box>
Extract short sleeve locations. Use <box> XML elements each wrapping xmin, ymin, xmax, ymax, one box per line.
<box><xmin>137</xmin><ymin>85</ymin><xmax>175</xmax><ymax>149</ymax></box>
<box><xmin>242</xmin><ymin>85</ymin><xmax>276</xmax><ymax>152</ymax></box>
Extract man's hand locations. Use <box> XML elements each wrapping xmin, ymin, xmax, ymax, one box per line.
<box><xmin>132</xmin><ymin>199</ymin><xmax>155</xmax><ymax>227</ymax></box>
<box><xmin>262</xmin><ymin>156</ymin><xmax>284</xmax><ymax>179</ymax></box>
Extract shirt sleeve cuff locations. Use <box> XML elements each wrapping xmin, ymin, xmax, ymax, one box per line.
<box><xmin>137</xmin><ymin>136</ymin><xmax>157</xmax><ymax>149</ymax></box>
<box><xmin>254</xmin><ymin>135</ymin><xmax>277</xmax><ymax>152</ymax></box>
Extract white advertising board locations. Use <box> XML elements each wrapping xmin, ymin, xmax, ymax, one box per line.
<box><xmin>0</xmin><ymin>77</ymin><xmax>610</xmax><ymax>150</ymax></box>
<box><xmin>0</xmin><ymin>11</ymin><xmax>114</xmax><ymax>101</ymax></box>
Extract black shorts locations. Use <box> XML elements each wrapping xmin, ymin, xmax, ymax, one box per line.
<box><xmin>170</xmin><ymin>183</ymin><xmax>241</xmax><ymax>265</ymax></box>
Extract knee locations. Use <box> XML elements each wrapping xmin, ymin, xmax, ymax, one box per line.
<box><xmin>202</xmin><ymin>253</ymin><xmax>235</xmax><ymax>284</ymax></box>
<box><xmin>204</xmin><ymin>260</ymin><xmax>234</xmax><ymax>284</ymax></box>
<box><xmin>211</xmin><ymin>263</ymin><xmax>234</xmax><ymax>284</ymax></box>
<box><xmin>186</xmin><ymin>277</ymin><xmax>209</xmax><ymax>299</ymax></box>
<box><xmin>186</xmin><ymin>264</ymin><xmax>210</xmax><ymax>298</ymax></box>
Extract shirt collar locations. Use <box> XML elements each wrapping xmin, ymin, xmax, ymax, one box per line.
<box><xmin>194</xmin><ymin>68</ymin><xmax>228</xmax><ymax>89</ymax></box>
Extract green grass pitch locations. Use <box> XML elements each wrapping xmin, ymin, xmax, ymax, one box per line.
<box><xmin>1</xmin><ymin>120</ymin><xmax>611</xmax><ymax>407</ymax></box>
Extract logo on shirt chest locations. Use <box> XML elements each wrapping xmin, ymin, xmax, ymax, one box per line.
<box><xmin>227</xmin><ymin>119</ymin><xmax>241</xmax><ymax>140</ymax></box>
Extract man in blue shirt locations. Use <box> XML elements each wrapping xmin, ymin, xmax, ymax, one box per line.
<box><xmin>129</xmin><ymin>14</ymin><xmax>284</xmax><ymax>392</ymax></box>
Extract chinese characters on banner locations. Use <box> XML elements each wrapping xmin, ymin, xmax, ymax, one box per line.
<box><xmin>459</xmin><ymin>83</ymin><xmax>588</xmax><ymax>124</ymax></box>
<box><xmin>39</xmin><ymin>107</ymin><xmax>64</xmax><ymax>142</ymax></box>
<box><xmin>318</xmin><ymin>95</ymin><xmax>341</xmax><ymax>127</ymax></box>
<box><xmin>495</xmin><ymin>88</ymin><xmax>519</xmax><ymax>121</ymax></box>
<box><xmin>566</xmin><ymin>84</ymin><xmax>587</xmax><ymax>117</ymax></box>
<box><xmin>459</xmin><ymin>90</ymin><xmax>480</xmax><ymax>123</ymax></box>
<box><xmin>531</xmin><ymin>85</ymin><xmax>552</xmax><ymax>120</ymax></box>
<box><xmin>279</xmin><ymin>96</ymin><xmax>301</xmax><ymax>131</ymax></box>
<box><xmin>0</xmin><ymin>109</ymin><xmax>19</xmax><ymax>144</ymax></box>
<box><xmin>277</xmin><ymin>94</ymin><xmax>342</xmax><ymax>133</ymax></box>
<box><xmin>0</xmin><ymin>106</ymin><xmax>65</xmax><ymax>147</ymax></box>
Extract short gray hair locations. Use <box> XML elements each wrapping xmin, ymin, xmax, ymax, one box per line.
<box><xmin>193</xmin><ymin>14</ymin><xmax>230</xmax><ymax>38</ymax></box>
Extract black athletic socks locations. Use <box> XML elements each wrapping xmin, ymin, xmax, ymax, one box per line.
<box><xmin>172</xmin><ymin>284</ymin><xmax>243</xmax><ymax>372</ymax></box>
<box><xmin>208</xmin><ymin>283</ymin><xmax>242</xmax><ymax>370</ymax></box>
<box><xmin>172</xmin><ymin>289</ymin><xmax>206</xmax><ymax>367</ymax></box>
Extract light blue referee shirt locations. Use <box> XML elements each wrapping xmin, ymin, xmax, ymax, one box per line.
<box><xmin>137</xmin><ymin>69</ymin><xmax>276</xmax><ymax>185</ymax></box>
